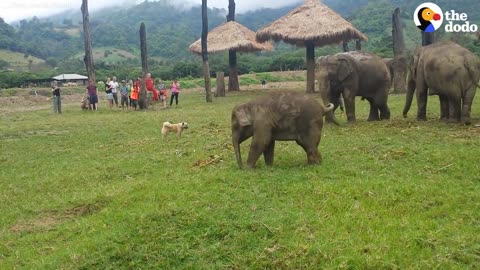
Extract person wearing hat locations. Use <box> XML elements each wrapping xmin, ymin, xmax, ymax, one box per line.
<box><xmin>120</xmin><ymin>79</ymin><xmax>130</xmax><ymax>110</ymax></box>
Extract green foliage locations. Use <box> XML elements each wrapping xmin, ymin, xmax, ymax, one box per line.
<box><xmin>0</xmin><ymin>59</ymin><xmax>10</xmax><ymax>70</ymax></box>
<box><xmin>239</xmin><ymin>76</ymin><xmax>258</xmax><ymax>86</ymax></box>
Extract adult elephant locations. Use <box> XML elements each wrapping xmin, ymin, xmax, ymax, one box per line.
<box><xmin>316</xmin><ymin>51</ymin><xmax>391</xmax><ymax>124</ymax></box>
<box><xmin>403</xmin><ymin>41</ymin><xmax>480</xmax><ymax>124</ymax></box>
<box><xmin>231</xmin><ymin>92</ymin><xmax>333</xmax><ymax>169</ymax></box>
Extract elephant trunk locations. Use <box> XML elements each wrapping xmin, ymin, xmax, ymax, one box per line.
<box><xmin>325</xmin><ymin>110</ymin><xmax>341</xmax><ymax>126</ymax></box>
<box><xmin>403</xmin><ymin>76</ymin><xmax>416</xmax><ymax>118</ymax></box>
<box><xmin>232</xmin><ymin>132</ymin><xmax>243</xmax><ymax>169</ymax></box>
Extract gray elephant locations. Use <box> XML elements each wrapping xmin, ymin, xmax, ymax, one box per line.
<box><xmin>231</xmin><ymin>92</ymin><xmax>333</xmax><ymax>169</ymax></box>
<box><xmin>403</xmin><ymin>41</ymin><xmax>480</xmax><ymax>124</ymax></box>
<box><xmin>316</xmin><ymin>51</ymin><xmax>391</xmax><ymax>124</ymax></box>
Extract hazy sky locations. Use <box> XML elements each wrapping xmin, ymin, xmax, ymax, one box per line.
<box><xmin>0</xmin><ymin>0</ymin><xmax>303</xmax><ymax>23</ymax></box>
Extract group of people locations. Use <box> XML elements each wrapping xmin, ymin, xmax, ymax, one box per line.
<box><xmin>83</xmin><ymin>74</ymin><xmax>181</xmax><ymax>111</ymax></box>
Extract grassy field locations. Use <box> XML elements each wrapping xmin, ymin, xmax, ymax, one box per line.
<box><xmin>0</xmin><ymin>50</ymin><xmax>46</xmax><ymax>71</ymax></box>
<box><xmin>73</xmin><ymin>48</ymin><xmax>136</xmax><ymax>64</ymax></box>
<box><xmin>0</xmin><ymin>87</ymin><xmax>479</xmax><ymax>269</ymax></box>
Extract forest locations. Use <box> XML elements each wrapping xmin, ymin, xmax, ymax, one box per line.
<box><xmin>0</xmin><ymin>0</ymin><xmax>478</xmax><ymax>87</ymax></box>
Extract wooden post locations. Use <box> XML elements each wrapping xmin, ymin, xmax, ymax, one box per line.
<box><xmin>355</xmin><ymin>40</ymin><xmax>362</xmax><ymax>50</ymax></box>
<box><xmin>342</xmin><ymin>41</ymin><xmax>349</xmax><ymax>52</ymax></box>
<box><xmin>81</xmin><ymin>0</ymin><xmax>95</xmax><ymax>83</ymax></box>
<box><xmin>216</xmin><ymin>72</ymin><xmax>225</xmax><ymax>97</ymax></box>
<box><xmin>227</xmin><ymin>0</ymin><xmax>240</xmax><ymax>91</ymax></box>
<box><xmin>139</xmin><ymin>22</ymin><xmax>148</xmax><ymax>109</ymax></box>
<box><xmin>202</xmin><ymin>0</ymin><xmax>213</xmax><ymax>103</ymax></box>
<box><xmin>422</xmin><ymin>32</ymin><xmax>434</xmax><ymax>46</ymax></box>
<box><xmin>228</xmin><ymin>50</ymin><xmax>240</xmax><ymax>91</ymax></box>
<box><xmin>306</xmin><ymin>41</ymin><xmax>315</xmax><ymax>93</ymax></box>
<box><xmin>392</xmin><ymin>7</ymin><xmax>407</xmax><ymax>93</ymax></box>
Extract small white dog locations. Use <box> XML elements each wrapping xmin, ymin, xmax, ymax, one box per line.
<box><xmin>162</xmin><ymin>122</ymin><xmax>188</xmax><ymax>138</ymax></box>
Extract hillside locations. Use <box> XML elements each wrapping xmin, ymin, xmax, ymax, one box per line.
<box><xmin>0</xmin><ymin>49</ymin><xmax>47</xmax><ymax>72</ymax></box>
<box><xmin>0</xmin><ymin>0</ymin><xmax>478</xmax><ymax>83</ymax></box>
<box><xmin>73</xmin><ymin>47</ymin><xmax>137</xmax><ymax>64</ymax></box>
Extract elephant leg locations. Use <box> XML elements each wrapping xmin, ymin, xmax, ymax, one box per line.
<box><xmin>375</xmin><ymin>92</ymin><xmax>391</xmax><ymax>120</ymax></box>
<box><xmin>297</xmin><ymin>125</ymin><xmax>322</xmax><ymax>164</ymax></box>
<box><xmin>365</xmin><ymin>97</ymin><xmax>379</xmax><ymax>121</ymax></box>
<box><xmin>246</xmin><ymin>127</ymin><xmax>271</xmax><ymax>168</ymax></box>
<box><xmin>378</xmin><ymin>104</ymin><xmax>391</xmax><ymax>120</ymax></box>
<box><xmin>343</xmin><ymin>90</ymin><xmax>356</xmax><ymax>123</ymax></box>
<box><xmin>416</xmin><ymin>81</ymin><xmax>428</xmax><ymax>121</ymax></box>
<box><xmin>263</xmin><ymin>140</ymin><xmax>275</xmax><ymax>166</ymax></box>
<box><xmin>461</xmin><ymin>86</ymin><xmax>477</xmax><ymax>125</ymax></box>
<box><xmin>448</xmin><ymin>98</ymin><xmax>461</xmax><ymax>123</ymax></box>
<box><xmin>439</xmin><ymin>95</ymin><xmax>449</xmax><ymax>121</ymax></box>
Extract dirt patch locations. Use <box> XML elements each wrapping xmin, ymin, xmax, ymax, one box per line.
<box><xmin>10</xmin><ymin>201</ymin><xmax>106</xmax><ymax>233</ymax></box>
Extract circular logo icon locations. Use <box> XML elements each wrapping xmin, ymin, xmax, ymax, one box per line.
<box><xmin>414</xmin><ymin>2</ymin><xmax>443</xmax><ymax>32</ymax></box>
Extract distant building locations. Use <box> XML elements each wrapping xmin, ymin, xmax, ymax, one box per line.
<box><xmin>52</xmin><ymin>74</ymin><xmax>88</xmax><ymax>86</ymax></box>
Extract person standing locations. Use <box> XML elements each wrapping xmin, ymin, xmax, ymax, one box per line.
<box><xmin>51</xmin><ymin>80</ymin><xmax>61</xmax><ymax>113</ymax></box>
<box><xmin>120</xmin><ymin>80</ymin><xmax>130</xmax><ymax>110</ymax></box>
<box><xmin>170</xmin><ymin>79</ymin><xmax>180</xmax><ymax>107</ymax></box>
<box><xmin>110</xmin><ymin>76</ymin><xmax>119</xmax><ymax>107</ymax></box>
<box><xmin>86</xmin><ymin>80</ymin><xmax>98</xmax><ymax>110</ymax></box>
<box><xmin>105</xmin><ymin>77</ymin><xmax>113</xmax><ymax>109</ymax></box>
<box><xmin>130</xmin><ymin>81</ymin><xmax>140</xmax><ymax>110</ymax></box>
<box><xmin>157</xmin><ymin>79</ymin><xmax>167</xmax><ymax>109</ymax></box>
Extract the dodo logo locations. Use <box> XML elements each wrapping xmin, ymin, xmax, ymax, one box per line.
<box><xmin>414</xmin><ymin>3</ymin><xmax>443</xmax><ymax>32</ymax></box>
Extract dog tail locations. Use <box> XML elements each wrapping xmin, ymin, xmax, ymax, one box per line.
<box><xmin>162</xmin><ymin>122</ymin><xmax>172</xmax><ymax>128</ymax></box>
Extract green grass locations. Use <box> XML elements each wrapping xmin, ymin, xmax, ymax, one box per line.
<box><xmin>0</xmin><ymin>49</ymin><xmax>46</xmax><ymax>70</ymax></box>
<box><xmin>73</xmin><ymin>47</ymin><xmax>136</xmax><ymax>64</ymax></box>
<box><xmin>0</xmin><ymin>89</ymin><xmax>479</xmax><ymax>269</ymax></box>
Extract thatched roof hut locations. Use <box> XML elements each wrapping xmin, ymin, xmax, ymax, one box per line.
<box><xmin>189</xmin><ymin>21</ymin><xmax>273</xmax><ymax>54</ymax></box>
<box><xmin>189</xmin><ymin>21</ymin><xmax>272</xmax><ymax>91</ymax></box>
<box><xmin>256</xmin><ymin>0</ymin><xmax>368</xmax><ymax>92</ymax></box>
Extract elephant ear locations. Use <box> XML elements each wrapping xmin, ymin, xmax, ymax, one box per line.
<box><xmin>412</xmin><ymin>46</ymin><xmax>423</xmax><ymax>78</ymax></box>
<box><xmin>337</xmin><ymin>57</ymin><xmax>353</xmax><ymax>82</ymax></box>
<box><xmin>235</xmin><ymin>108</ymin><xmax>251</xmax><ymax>126</ymax></box>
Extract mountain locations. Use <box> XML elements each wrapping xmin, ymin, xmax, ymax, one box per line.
<box><xmin>0</xmin><ymin>0</ymin><xmax>478</xmax><ymax>78</ymax></box>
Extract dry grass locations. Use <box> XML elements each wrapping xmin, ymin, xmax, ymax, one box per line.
<box><xmin>256</xmin><ymin>0</ymin><xmax>368</xmax><ymax>47</ymax></box>
<box><xmin>189</xmin><ymin>21</ymin><xmax>273</xmax><ymax>54</ymax></box>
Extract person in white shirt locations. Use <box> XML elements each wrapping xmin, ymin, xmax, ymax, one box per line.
<box><xmin>110</xmin><ymin>76</ymin><xmax>119</xmax><ymax>107</ymax></box>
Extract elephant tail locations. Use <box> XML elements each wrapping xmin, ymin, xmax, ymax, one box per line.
<box><xmin>323</xmin><ymin>103</ymin><xmax>334</xmax><ymax>113</ymax></box>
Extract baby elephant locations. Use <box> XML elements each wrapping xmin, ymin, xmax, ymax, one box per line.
<box><xmin>232</xmin><ymin>92</ymin><xmax>334</xmax><ymax>169</ymax></box>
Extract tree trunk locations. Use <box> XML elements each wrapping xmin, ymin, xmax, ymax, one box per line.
<box><xmin>81</xmin><ymin>0</ymin><xmax>95</xmax><ymax>83</ymax></box>
<box><xmin>355</xmin><ymin>40</ymin><xmax>362</xmax><ymax>50</ymax></box>
<box><xmin>306</xmin><ymin>41</ymin><xmax>315</xmax><ymax>93</ymax></box>
<box><xmin>216</xmin><ymin>72</ymin><xmax>225</xmax><ymax>97</ymax></box>
<box><xmin>139</xmin><ymin>22</ymin><xmax>148</xmax><ymax>109</ymax></box>
<box><xmin>342</xmin><ymin>41</ymin><xmax>349</xmax><ymax>52</ymax></box>
<box><xmin>202</xmin><ymin>0</ymin><xmax>213</xmax><ymax>103</ymax></box>
<box><xmin>228</xmin><ymin>50</ymin><xmax>240</xmax><ymax>91</ymax></box>
<box><xmin>422</xmin><ymin>32</ymin><xmax>434</xmax><ymax>46</ymax></box>
<box><xmin>226</xmin><ymin>0</ymin><xmax>239</xmax><ymax>91</ymax></box>
<box><xmin>392</xmin><ymin>7</ymin><xmax>407</xmax><ymax>93</ymax></box>
<box><xmin>226</xmin><ymin>0</ymin><xmax>235</xmax><ymax>21</ymax></box>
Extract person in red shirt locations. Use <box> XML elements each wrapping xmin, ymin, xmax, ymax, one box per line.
<box><xmin>145</xmin><ymin>73</ymin><xmax>159</xmax><ymax>101</ymax></box>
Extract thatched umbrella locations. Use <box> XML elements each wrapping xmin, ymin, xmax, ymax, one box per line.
<box><xmin>189</xmin><ymin>21</ymin><xmax>273</xmax><ymax>91</ymax></box>
<box><xmin>256</xmin><ymin>0</ymin><xmax>368</xmax><ymax>93</ymax></box>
